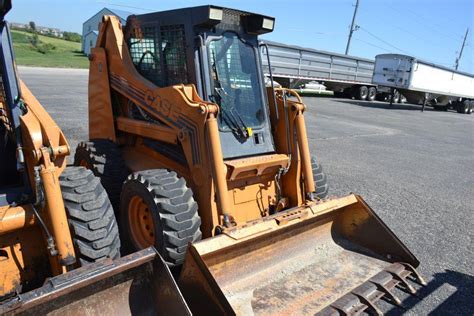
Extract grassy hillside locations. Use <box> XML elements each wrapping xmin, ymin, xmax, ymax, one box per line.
<box><xmin>11</xmin><ymin>30</ymin><xmax>88</xmax><ymax>68</ymax></box>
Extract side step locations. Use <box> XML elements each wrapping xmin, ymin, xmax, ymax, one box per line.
<box><xmin>319</xmin><ymin>262</ymin><xmax>427</xmax><ymax>315</ymax></box>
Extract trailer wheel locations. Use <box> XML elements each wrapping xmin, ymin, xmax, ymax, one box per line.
<box><xmin>468</xmin><ymin>101</ymin><xmax>473</xmax><ymax>114</ymax></box>
<box><xmin>367</xmin><ymin>87</ymin><xmax>376</xmax><ymax>101</ymax></box>
<box><xmin>60</xmin><ymin>166</ymin><xmax>121</xmax><ymax>266</ymax></box>
<box><xmin>356</xmin><ymin>86</ymin><xmax>368</xmax><ymax>100</ymax></box>
<box><xmin>74</xmin><ymin>139</ymin><xmax>128</xmax><ymax>212</ymax></box>
<box><xmin>311</xmin><ymin>157</ymin><xmax>328</xmax><ymax>199</ymax></box>
<box><xmin>457</xmin><ymin>100</ymin><xmax>470</xmax><ymax>114</ymax></box>
<box><xmin>120</xmin><ymin>169</ymin><xmax>202</xmax><ymax>266</ymax></box>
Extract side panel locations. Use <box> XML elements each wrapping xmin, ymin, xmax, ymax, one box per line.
<box><xmin>373</xmin><ymin>54</ymin><xmax>474</xmax><ymax>99</ymax></box>
<box><xmin>261</xmin><ymin>41</ymin><xmax>375</xmax><ymax>86</ymax></box>
<box><xmin>89</xmin><ymin>47</ymin><xmax>116</xmax><ymax>141</ymax></box>
<box><xmin>410</xmin><ymin>62</ymin><xmax>474</xmax><ymax>98</ymax></box>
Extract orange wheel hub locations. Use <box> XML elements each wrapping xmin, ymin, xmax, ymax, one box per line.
<box><xmin>128</xmin><ymin>195</ymin><xmax>155</xmax><ymax>248</ymax></box>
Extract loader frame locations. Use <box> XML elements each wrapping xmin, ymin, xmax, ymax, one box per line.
<box><xmin>82</xmin><ymin>6</ymin><xmax>425</xmax><ymax>315</ymax></box>
<box><xmin>89</xmin><ymin>10</ymin><xmax>317</xmax><ymax>237</ymax></box>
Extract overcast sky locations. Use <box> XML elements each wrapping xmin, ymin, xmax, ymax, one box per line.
<box><xmin>7</xmin><ymin>0</ymin><xmax>474</xmax><ymax>73</ymax></box>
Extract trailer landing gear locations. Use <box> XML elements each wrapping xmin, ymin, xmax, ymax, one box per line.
<box><xmin>421</xmin><ymin>93</ymin><xmax>430</xmax><ymax>112</ymax></box>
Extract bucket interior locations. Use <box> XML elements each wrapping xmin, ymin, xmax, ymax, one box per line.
<box><xmin>180</xmin><ymin>196</ymin><xmax>418</xmax><ymax>315</ymax></box>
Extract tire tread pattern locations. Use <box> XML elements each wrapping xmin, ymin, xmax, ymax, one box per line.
<box><xmin>74</xmin><ymin>139</ymin><xmax>128</xmax><ymax>211</ymax></box>
<box><xmin>122</xmin><ymin>169</ymin><xmax>202</xmax><ymax>266</ymax></box>
<box><xmin>311</xmin><ymin>157</ymin><xmax>329</xmax><ymax>199</ymax></box>
<box><xmin>59</xmin><ymin>166</ymin><xmax>121</xmax><ymax>266</ymax></box>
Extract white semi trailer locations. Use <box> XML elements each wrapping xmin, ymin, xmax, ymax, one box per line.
<box><xmin>372</xmin><ymin>54</ymin><xmax>474</xmax><ymax>114</ymax></box>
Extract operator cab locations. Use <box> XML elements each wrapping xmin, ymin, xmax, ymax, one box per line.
<box><xmin>124</xmin><ymin>6</ymin><xmax>275</xmax><ymax>159</ymax></box>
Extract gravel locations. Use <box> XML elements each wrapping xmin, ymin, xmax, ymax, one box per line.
<box><xmin>18</xmin><ymin>66</ymin><xmax>474</xmax><ymax>315</ymax></box>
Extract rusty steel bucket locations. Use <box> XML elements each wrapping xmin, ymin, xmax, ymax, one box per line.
<box><xmin>178</xmin><ymin>194</ymin><xmax>425</xmax><ymax>315</ymax></box>
<box><xmin>0</xmin><ymin>247</ymin><xmax>191</xmax><ymax>316</ymax></box>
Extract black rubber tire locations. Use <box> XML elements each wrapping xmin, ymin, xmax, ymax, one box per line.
<box><xmin>59</xmin><ymin>166</ymin><xmax>121</xmax><ymax>266</ymax></box>
<box><xmin>456</xmin><ymin>100</ymin><xmax>470</xmax><ymax>114</ymax></box>
<box><xmin>311</xmin><ymin>157</ymin><xmax>329</xmax><ymax>199</ymax></box>
<box><xmin>120</xmin><ymin>169</ymin><xmax>202</xmax><ymax>266</ymax></box>
<box><xmin>468</xmin><ymin>101</ymin><xmax>473</xmax><ymax>114</ymax></box>
<box><xmin>463</xmin><ymin>100</ymin><xmax>470</xmax><ymax>114</ymax></box>
<box><xmin>74</xmin><ymin>139</ymin><xmax>128</xmax><ymax>212</ymax></box>
<box><xmin>367</xmin><ymin>87</ymin><xmax>377</xmax><ymax>101</ymax></box>
<box><xmin>356</xmin><ymin>86</ymin><xmax>368</xmax><ymax>100</ymax></box>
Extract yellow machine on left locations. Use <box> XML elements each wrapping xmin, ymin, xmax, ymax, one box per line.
<box><xmin>0</xmin><ymin>3</ymin><xmax>191</xmax><ymax>315</ymax></box>
<box><xmin>0</xmin><ymin>0</ymin><xmax>120</xmax><ymax>299</ymax></box>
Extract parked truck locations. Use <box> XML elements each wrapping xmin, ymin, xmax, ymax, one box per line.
<box><xmin>372</xmin><ymin>53</ymin><xmax>474</xmax><ymax>113</ymax></box>
<box><xmin>261</xmin><ymin>41</ymin><xmax>402</xmax><ymax>102</ymax></box>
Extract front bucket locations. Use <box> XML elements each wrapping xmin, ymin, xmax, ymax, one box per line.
<box><xmin>179</xmin><ymin>194</ymin><xmax>425</xmax><ymax>315</ymax></box>
<box><xmin>1</xmin><ymin>247</ymin><xmax>191</xmax><ymax>316</ymax></box>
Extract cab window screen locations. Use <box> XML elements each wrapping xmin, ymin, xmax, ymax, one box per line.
<box><xmin>127</xmin><ymin>24</ymin><xmax>188</xmax><ymax>87</ymax></box>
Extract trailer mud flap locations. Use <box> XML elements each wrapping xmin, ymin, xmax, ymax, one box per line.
<box><xmin>0</xmin><ymin>247</ymin><xmax>191</xmax><ymax>316</ymax></box>
<box><xmin>179</xmin><ymin>194</ymin><xmax>425</xmax><ymax>315</ymax></box>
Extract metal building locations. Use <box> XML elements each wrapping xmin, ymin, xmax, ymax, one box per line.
<box><xmin>82</xmin><ymin>8</ymin><xmax>131</xmax><ymax>55</ymax></box>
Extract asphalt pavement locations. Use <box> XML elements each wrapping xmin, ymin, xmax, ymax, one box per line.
<box><xmin>18</xmin><ymin>66</ymin><xmax>474</xmax><ymax>315</ymax></box>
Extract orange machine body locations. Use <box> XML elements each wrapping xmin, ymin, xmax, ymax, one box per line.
<box><xmin>88</xmin><ymin>15</ymin><xmax>314</xmax><ymax>237</ymax></box>
<box><xmin>0</xmin><ymin>81</ymin><xmax>75</xmax><ymax>296</ymax></box>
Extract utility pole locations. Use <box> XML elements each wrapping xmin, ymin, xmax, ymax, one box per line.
<box><xmin>454</xmin><ymin>28</ymin><xmax>469</xmax><ymax>70</ymax></box>
<box><xmin>345</xmin><ymin>0</ymin><xmax>360</xmax><ymax>55</ymax></box>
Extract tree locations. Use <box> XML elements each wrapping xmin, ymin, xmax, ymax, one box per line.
<box><xmin>29</xmin><ymin>21</ymin><xmax>36</xmax><ymax>31</ymax></box>
<box><xmin>63</xmin><ymin>31</ymin><xmax>81</xmax><ymax>43</ymax></box>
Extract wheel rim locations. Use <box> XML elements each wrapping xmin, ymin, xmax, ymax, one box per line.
<box><xmin>128</xmin><ymin>195</ymin><xmax>155</xmax><ymax>248</ymax></box>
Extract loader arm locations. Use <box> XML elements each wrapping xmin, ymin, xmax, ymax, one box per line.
<box><xmin>1</xmin><ymin>0</ymin><xmax>80</xmax><ymax>298</ymax></box>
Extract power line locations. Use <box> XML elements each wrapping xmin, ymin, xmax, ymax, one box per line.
<box><xmin>359</xmin><ymin>9</ymin><xmax>462</xmax><ymax>49</ymax></box>
<box><xmin>356</xmin><ymin>27</ymin><xmax>462</xmax><ymax>68</ymax></box>
<box><xmin>383</xmin><ymin>3</ymin><xmax>467</xmax><ymax>44</ymax></box>
<box><xmin>353</xmin><ymin>38</ymin><xmax>391</xmax><ymax>52</ymax></box>
<box><xmin>357</xmin><ymin>26</ymin><xmax>412</xmax><ymax>55</ymax></box>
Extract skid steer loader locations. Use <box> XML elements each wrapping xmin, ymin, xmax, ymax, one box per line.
<box><xmin>0</xmin><ymin>2</ymin><xmax>190</xmax><ymax>315</ymax></box>
<box><xmin>76</xmin><ymin>5</ymin><xmax>425</xmax><ymax>314</ymax></box>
